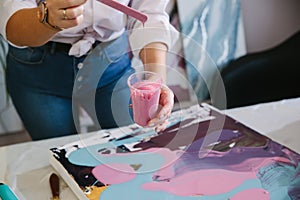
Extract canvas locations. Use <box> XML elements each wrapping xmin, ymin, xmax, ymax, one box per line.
<box><xmin>49</xmin><ymin>103</ymin><xmax>300</xmax><ymax>200</ymax></box>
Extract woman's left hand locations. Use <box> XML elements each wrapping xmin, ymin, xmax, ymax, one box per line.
<box><xmin>147</xmin><ymin>84</ymin><xmax>174</xmax><ymax>132</ymax></box>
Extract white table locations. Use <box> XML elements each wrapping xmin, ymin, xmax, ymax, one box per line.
<box><xmin>1</xmin><ymin>97</ymin><xmax>300</xmax><ymax>200</ymax></box>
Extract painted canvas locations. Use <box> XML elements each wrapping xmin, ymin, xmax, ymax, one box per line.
<box><xmin>49</xmin><ymin>104</ymin><xmax>300</xmax><ymax>200</ymax></box>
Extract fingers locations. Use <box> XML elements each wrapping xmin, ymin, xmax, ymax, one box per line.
<box><xmin>148</xmin><ymin>115</ymin><xmax>169</xmax><ymax>133</ymax></box>
<box><xmin>58</xmin><ymin>6</ymin><xmax>85</xmax><ymax>28</ymax></box>
<box><xmin>62</xmin><ymin>9</ymin><xmax>68</xmax><ymax>20</ymax></box>
<box><xmin>154</xmin><ymin>120</ymin><xmax>169</xmax><ymax>133</ymax></box>
<box><xmin>45</xmin><ymin>0</ymin><xmax>86</xmax><ymax>29</ymax></box>
<box><xmin>148</xmin><ymin>112</ymin><xmax>169</xmax><ymax>127</ymax></box>
<box><xmin>157</xmin><ymin>84</ymin><xmax>174</xmax><ymax>118</ymax></box>
<box><xmin>61</xmin><ymin>6</ymin><xmax>84</xmax><ymax>20</ymax></box>
<box><xmin>49</xmin><ymin>6</ymin><xmax>85</xmax><ymax>29</ymax></box>
<box><xmin>49</xmin><ymin>0</ymin><xmax>87</xmax><ymax>11</ymax></box>
<box><xmin>147</xmin><ymin>85</ymin><xmax>174</xmax><ymax>132</ymax></box>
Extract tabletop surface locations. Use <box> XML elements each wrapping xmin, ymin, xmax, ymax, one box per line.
<box><xmin>1</xmin><ymin>97</ymin><xmax>300</xmax><ymax>199</ymax></box>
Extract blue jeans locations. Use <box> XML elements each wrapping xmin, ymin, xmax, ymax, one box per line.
<box><xmin>6</xmin><ymin>33</ymin><xmax>134</xmax><ymax>140</ymax></box>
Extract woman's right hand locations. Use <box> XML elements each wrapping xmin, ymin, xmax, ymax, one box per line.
<box><xmin>6</xmin><ymin>0</ymin><xmax>86</xmax><ymax>46</ymax></box>
<box><xmin>46</xmin><ymin>0</ymin><xmax>87</xmax><ymax>29</ymax></box>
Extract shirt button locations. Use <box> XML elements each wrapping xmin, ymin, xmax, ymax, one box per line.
<box><xmin>77</xmin><ymin>63</ymin><xmax>83</xmax><ymax>69</ymax></box>
<box><xmin>77</xmin><ymin>76</ymin><xmax>83</xmax><ymax>82</ymax></box>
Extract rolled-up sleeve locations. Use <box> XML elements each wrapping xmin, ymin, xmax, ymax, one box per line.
<box><xmin>127</xmin><ymin>0</ymin><xmax>178</xmax><ymax>58</ymax></box>
<box><xmin>0</xmin><ymin>0</ymin><xmax>36</xmax><ymax>40</ymax></box>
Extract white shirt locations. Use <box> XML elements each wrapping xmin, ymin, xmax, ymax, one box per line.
<box><xmin>0</xmin><ymin>0</ymin><xmax>176</xmax><ymax>57</ymax></box>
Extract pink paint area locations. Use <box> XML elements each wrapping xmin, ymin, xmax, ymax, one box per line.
<box><xmin>130</xmin><ymin>81</ymin><xmax>161</xmax><ymax>126</ymax></box>
<box><xmin>143</xmin><ymin>169</ymin><xmax>257</xmax><ymax>196</ymax></box>
<box><xmin>144</xmin><ymin>148</ymin><xmax>290</xmax><ymax>197</ymax></box>
<box><xmin>92</xmin><ymin>163</ymin><xmax>136</xmax><ymax>185</ymax></box>
<box><xmin>96</xmin><ymin>148</ymin><xmax>178</xmax><ymax>175</ymax></box>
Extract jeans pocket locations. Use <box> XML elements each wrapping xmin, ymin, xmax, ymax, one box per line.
<box><xmin>8</xmin><ymin>45</ymin><xmax>46</xmax><ymax>65</ymax></box>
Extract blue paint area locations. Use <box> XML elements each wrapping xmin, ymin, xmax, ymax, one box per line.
<box><xmin>100</xmin><ymin>177</ymin><xmax>264</xmax><ymax>200</ymax></box>
<box><xmin>258</xmin><ymin>162</ymin><xmax>300</xmax><ymax>200</ymax></box>
<box><xmin>70</xmin><ymin>147</ymin><xmax>165</xmax><ymax>173</ymax></box>
<box><xmin>68</xmin><ymin>128</ymin><xmax>158</xmax><ymax>167</ymax></box>
<box><xmin>69</xmin><ymin>142</ymin><xmax>116</xmax><ymax>166</ymax></box>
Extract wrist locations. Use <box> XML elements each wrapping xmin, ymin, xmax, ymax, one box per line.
<box><xmin>37</xmin><ymin>1</ymin><xmax>63</xmax><ymax>32</ymax></box>
<box><xmin>144</xmin><ymin>64</ymin><xmax>167</xmax><ymax>84</ymax></box>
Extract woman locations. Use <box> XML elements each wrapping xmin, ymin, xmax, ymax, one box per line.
<box><xmin>0</xmin><ymin>0</ymin><xmax>175</xmax><ymax>140</ymax></box>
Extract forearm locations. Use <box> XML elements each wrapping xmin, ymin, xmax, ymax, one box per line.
<box><xmin>6</xmin><ymin>0</ymin><xmax>85</xmax><ymax>47</ymax></box>
<box><xmin>140</xmin><ymin>42</ymin><xmax>168</xmax><ymax>84</ymax></box>
<box><xmin>140</xmin><ymin>43</ymin><xmax>173</xmax><ymax>132</ymax></box>
<box><xmin>6</xmin><ymin>8</ymin><xmax>58</xmax><ymax>47</ymax></box>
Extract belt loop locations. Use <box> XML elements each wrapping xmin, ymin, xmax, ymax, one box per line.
<box><xmin>50</xmin><ymin>42</ymin><xmax>56</xmax><ymax>54</ymax></box>
<box><xmin>92</xmin><ymin>41</ymin><xmax>100</xmax><ymax>49</ymax></box>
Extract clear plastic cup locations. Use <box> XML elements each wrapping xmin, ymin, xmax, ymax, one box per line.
<box><xmin>127</xmin><ymin>71</ymin><xmax>162</xmax><ymax>126</ymax></box>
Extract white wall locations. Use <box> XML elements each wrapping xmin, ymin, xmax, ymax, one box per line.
<box><xmin>241</xmin><ymin>0</ymin><xmax>300</xmax><ymax>53</ymax></box>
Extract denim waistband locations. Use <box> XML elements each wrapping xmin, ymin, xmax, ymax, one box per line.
<box><xmin>45</xmin><ymin>41</ymin><xmax>72</xmax><ymax>53</ymax></box>
<box><xmin>45</xmin><ymin>41</ymin><xmax>101</xmax><ymax>54</ymax></box>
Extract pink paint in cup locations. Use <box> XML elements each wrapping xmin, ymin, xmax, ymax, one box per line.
<box><xmin>127</xmin><ymin>71</ymin><xmax>162</xmax><ymax>127</ymax></box>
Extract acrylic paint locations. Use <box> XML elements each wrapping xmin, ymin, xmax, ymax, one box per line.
<box><xmin>130</xmin><ymin>81</ymin><xmax>161</xmax><ymax>126</ymax></box>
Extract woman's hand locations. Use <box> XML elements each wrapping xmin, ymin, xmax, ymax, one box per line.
<box><xmin>6</xmin><ymin>0</ymin><xmax>87</xmax><ymax>46</ymax></box>
<box><xmin>46</xmin><ymin>0</ymin><xmax>87</xmax><ymax>30</ymax></box>
<box><xmin>148</xmin><ymin>84</ymin><xmax>174</xmax><ymax>132</ymax></box>
<box><xmin>139</xmin><ymin>42</ymin><xmax>172</xmax><ymax>132</ymax></box>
